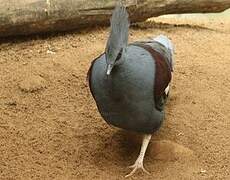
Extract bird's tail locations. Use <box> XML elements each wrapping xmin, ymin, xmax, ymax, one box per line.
<box><xmin>106</xmin><ymin>2</ymin><xmax>130</xmax><ymax>53</ymax></box>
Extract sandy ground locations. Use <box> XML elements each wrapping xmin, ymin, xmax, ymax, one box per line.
<box><xmin>0</xmin><ymin>17</ymin><xmax>230</xmax><ymax>180</ymax></box>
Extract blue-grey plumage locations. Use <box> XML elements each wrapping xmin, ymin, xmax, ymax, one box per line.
<box><xmin>87</xmin><ymin>2</ymin><xmax>174</xmax><ymax>177</ymax></box>
<box><xmin>91</xmin><ymin>45</ymin><xmax>164</xmax><ymax>134</ymax></box>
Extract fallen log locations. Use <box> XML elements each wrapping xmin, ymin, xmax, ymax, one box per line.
<box><xmin>0</xmin><ymin>0</ymin><xmax>230</xmax><ymax>37</ymax></box>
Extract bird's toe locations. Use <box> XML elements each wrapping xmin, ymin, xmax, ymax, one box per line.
<box><xmin>125</xmin><ymin>166</ymin><xmax>138</xmax><ymax>178</ymax></box>
<box><xmin>125</xmin><ymin>161</ymin><xmax>150</xmax><ymax>177</ymax></box>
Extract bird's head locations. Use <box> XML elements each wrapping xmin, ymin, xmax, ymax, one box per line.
<box><xmin>105</xmin><ymin>45</ymin><xmax>125</xmax><ymax>75</ymax></box>
<box><xmin>105</xmin><ymin>3</ymin><xmax>129</xmax><ymax>76</ymax></box>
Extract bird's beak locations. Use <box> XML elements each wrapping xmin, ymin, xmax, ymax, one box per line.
<box><xmin>106</xmin><ymin>64</ymin><xmax>113</xmax><ymax>75</ymax></box>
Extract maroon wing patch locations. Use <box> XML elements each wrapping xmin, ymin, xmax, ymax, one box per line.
<box><xmin>131</xmin><ymin>43</ymin><xmax>172</xmax><ymax>106</ymax></box>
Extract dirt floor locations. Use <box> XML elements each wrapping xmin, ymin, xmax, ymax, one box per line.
<box><xmin>0</xmin><ymin>17</ymin><xmax>230</xmax><ymax>180</ymax></box>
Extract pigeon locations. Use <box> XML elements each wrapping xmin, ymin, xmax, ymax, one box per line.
<box><xmin>87</xmin><ymin>3</ymin><xmax>174</xmax><ymax>177</ymax></box>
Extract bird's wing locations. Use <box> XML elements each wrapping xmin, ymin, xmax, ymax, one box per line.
<box><xmin>130</xmin><ymin>42</ymin><xmax>172</xmax><ymax>111</ymax></box>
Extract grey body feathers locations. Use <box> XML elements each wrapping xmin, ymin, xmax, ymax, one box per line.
<box><xmin>90</xmin><ymin>45</ymin><xmax>164</xmax><ymax>133</ymax></box>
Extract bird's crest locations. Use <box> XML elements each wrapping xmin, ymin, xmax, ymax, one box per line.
<box><xmin>105</xmin><ymin>2</ymin><xmax>130</xmax><ymax>64</ymax></box>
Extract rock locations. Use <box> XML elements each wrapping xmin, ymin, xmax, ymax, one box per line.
<box><xmin>5</xmin><ymin>100</ymin><xmax>17</xmax><ymax>106</ymax></box>
<box><xmin>19</xmin><ymin>75</ymin><xmax>47</xmax><ymax>93</ymax></box>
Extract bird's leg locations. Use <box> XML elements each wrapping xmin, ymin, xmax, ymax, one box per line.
<box><xmin>125</xmin><ymin>134</ymin><xmax>152</xmax><ymax>178</ymax></box>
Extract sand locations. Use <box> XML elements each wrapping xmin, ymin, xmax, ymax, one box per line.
<box><xmin>0</xmin><ymin>17</ymin><xmax>230</xmax><ymax>180</ymax></box>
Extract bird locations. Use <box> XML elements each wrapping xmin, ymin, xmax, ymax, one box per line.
<box><xmin>87</xmin><ymin>3</ymin><xmax>174</xmax><ymax>177</ymax></box>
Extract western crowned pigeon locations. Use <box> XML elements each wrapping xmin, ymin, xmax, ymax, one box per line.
<box><xmin>87</xmin><ymin>3</ymin><xmax>174</xmax><ymax>177</ymax></box>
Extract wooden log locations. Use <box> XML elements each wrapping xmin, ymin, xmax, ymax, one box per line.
<box><xmin>0</xmin><ymin>0</ymin><xmax>230</xmax><ymax>37</ymax></box>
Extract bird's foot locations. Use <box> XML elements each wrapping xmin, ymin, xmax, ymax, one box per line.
<box><xmin>125</xmin><ymin>156</ymin><xmax>150</xmax><ymax>178</ymax></box>
<box><xmin>125</xmin><ymin>134</ymin><xmax>152</xmax><ymax>178</ymax></box>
